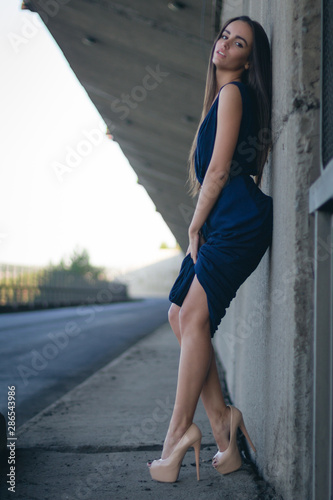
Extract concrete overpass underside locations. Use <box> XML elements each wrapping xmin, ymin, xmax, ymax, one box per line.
<box><xmin>25</xmin><ymin>0</ymin><xmax>222</xmax><ymax>250</ymax></box>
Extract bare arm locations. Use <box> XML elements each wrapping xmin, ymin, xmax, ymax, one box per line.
<box><xmin>188</xmin><ymin>84</ymin><xmax>243</xmax><ymax>263</ymax></box>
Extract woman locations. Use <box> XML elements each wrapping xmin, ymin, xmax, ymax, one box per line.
<box><xmin>147</xmin><ymin>15</ymin><xmax>273</xmax><ymax>482</ymax></box>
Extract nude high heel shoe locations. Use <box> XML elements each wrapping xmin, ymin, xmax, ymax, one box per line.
<box><xmin>213</xmin><ymin>405</ymin><xmax>256</xmax><ymax>475</ymax></box>
<box><xmin>147</xmin><ymin>423</ymin><xmax>202</xmax><ymax>482</ymax></box>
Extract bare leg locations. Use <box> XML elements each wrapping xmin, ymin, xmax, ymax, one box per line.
<box><xmin>168</xmin><ymin>302</ymin><xmax>231</xmax><ymax>453</ymax></box>
<box><xmin>161</xmin><ymin>277</ymin><xmax>212</xmax><ymax>459</ymax></box>
<box><xmin>200</xmin><ymin>350</ymin><xmax>231</xmax><ymax>451</ymax></box>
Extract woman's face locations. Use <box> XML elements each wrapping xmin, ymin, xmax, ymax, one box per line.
<box><xmin>212</xmin><ymin>20</ymin><xmax>253</xmax><ymax>74</ymax></box>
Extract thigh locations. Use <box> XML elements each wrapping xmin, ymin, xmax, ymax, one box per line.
<box><xmin>180</xmin><ymin>275</ymin><xmax>210</xmax><ymax>331</ymax></box>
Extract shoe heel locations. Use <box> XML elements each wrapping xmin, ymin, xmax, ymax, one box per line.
<box><xmin>239</xmin><ymin>417</ymin><xmax>256</xmax><ymax>453</ymax></box>
<box><xmin>193</xmin><ymin>437</ymin><xmax>201</xmax><ymax>481</ymax></box>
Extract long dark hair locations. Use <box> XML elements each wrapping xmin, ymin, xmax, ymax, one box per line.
<box><xmin>188</xmin><ymin>16</ymin><xmax>272</xmax><ymax>196</ymax></box>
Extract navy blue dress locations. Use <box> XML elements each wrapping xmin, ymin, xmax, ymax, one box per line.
<box><xmin>169</xmin><ymin>81</ymin><xmax>273</xmax><ymax>338</ymax></box>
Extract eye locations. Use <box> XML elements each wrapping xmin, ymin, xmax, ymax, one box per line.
<box><xmin>221</xmin><ymin>34</ymin><xmax>228</xmax><ymax>40</ymax></box>
<box><xmin>235</xmin><ymin>42</ymin><xmax>243</xmax><ymax>48</ymax></box>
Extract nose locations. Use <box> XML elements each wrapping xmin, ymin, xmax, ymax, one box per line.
<box><xmin>215</xmin><ymin>38</ymin><xmax>228</xmax><ymax>55</ymax></box>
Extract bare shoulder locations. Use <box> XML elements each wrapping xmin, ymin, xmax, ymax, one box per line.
<box><xmin>218</xmin><ymin>83</ymin><xmax>242</xmax><ymax>112</ymax></box>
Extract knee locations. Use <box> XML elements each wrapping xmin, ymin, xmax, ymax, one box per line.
<box><xmin>168</xmin><ymin>304</ymin><xmax>181</xmax><ymax>336</ymax></box>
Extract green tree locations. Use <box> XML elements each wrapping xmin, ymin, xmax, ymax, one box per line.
<box><xmin>52</xmin><ymin>248</ymin><xmax>104</xmax><ymax>280</ymax></box>
<box><xmin>68</xmin><ymin>248</ymin><xmax>103</xmax><ymax>279</ymax></box>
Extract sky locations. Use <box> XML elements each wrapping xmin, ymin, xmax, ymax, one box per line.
<box><xmin>0</xmin><ymin>1</ymin><xmax>176</xmax><ymax>271</ymax></box>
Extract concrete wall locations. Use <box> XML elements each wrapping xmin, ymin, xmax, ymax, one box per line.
<box><xmin>112</xmin><ymin>249</ymin><xmax>183</xmax><ymax>298</ymax></box>
<box><xmin>213</xmin><ymin>1</ymin><xmax>321</xmax><ymax>499</ymax></box>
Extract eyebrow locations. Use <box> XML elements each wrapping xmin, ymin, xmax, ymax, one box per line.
<box><xmin>223</xmin><ymin>29</ymin><xmax>248</xmax><ymax>46</ymax></box>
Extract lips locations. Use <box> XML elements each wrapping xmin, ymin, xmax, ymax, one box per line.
<box><xmin>216</xmin><ymin>50</ymin><xmax>226</xmax><ymax>58</ymax></box>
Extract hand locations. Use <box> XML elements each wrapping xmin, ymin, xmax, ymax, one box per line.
<box><xmin>188</xmin><ymin>229</ymin><xmax>200</xmax><ymax>264</ymax></box>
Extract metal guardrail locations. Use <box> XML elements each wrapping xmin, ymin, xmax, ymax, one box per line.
<box><xmin>0</xmin><ymin>264</ymin><xmax>128</xmax><ymax>312</ymax></box>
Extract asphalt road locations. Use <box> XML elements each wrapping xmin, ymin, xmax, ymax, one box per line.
<box><xmin>0</xmin><ymin>298</ymin><xmax>170</xmax><ymax>427</ymax></box>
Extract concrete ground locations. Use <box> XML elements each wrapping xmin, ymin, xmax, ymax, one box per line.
<box><xmin>1</xmin><ymin>323</ymin><xmax>282</xmax><ymax>500</ymax></box>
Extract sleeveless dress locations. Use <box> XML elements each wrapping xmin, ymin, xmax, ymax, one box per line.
<box><xmin>169</xmin><ymin>81</ymin><xmax>273</xmax><ymax>338</ymax></box>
